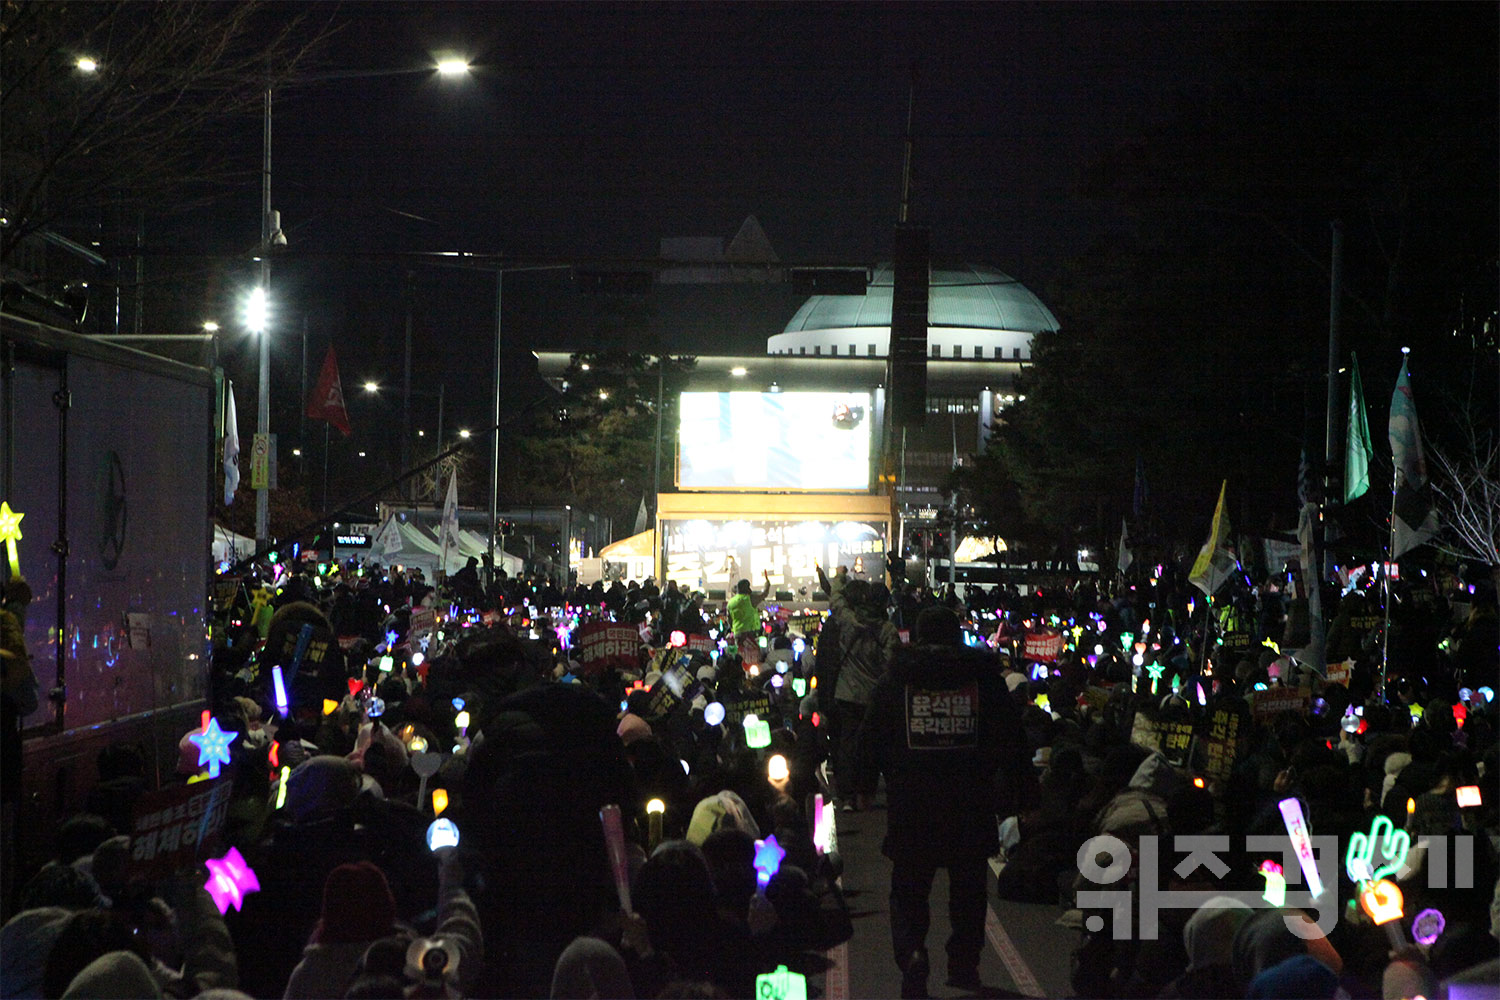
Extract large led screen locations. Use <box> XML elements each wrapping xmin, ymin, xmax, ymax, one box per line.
<box><xmin>677</xmin><ymin>391</ymin><xmax>872</xmax><ymax>490</ymax></box>
<box><xmin>664</xmin><ymin>518</ymin><xmax>886</xmax><ymax>596</ymax></box>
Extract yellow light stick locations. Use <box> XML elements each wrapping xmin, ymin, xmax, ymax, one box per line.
<box><xmin>432</xmin><ymin>788</ymin><xmax>448</xmax><ymax>816</ymax></box>
<box><xmin>0</xmin><ymin>502</ymin><xmax>23</xmax><ymax>576</ymax></box>
<box><xmin>646</xmin><ymin>797</ymin><xmax>665</xmax><ymax>851</ymax></box>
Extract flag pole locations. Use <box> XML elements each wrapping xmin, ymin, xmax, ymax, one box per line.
<box><xmin>1380</xmin><ymin>462</ymin><xmax>1397</xmax><ymax>703</ymax></box>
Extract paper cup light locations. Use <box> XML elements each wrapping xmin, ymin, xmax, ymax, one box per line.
<box><xmin>767</xmin><ymin>754</ymin><xmax>789</xmax><ymax>783</ymax></box>
<box><xmin>426</xmin><ymin>817</ymin><xmax>460</xmax><ymax>851</ymax></box>
<box><xmin>1456</xmin><ymin>785</ymin><xmax>1482</xmax><ymax>807</ymax></box>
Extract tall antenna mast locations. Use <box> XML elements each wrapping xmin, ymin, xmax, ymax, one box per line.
<box><xmin>899</xmin><ymin>63</ymin><xmax>916</xmax><ymax>223</ymax></box>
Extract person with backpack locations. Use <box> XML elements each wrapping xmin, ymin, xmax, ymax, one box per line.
<box><xmin>857</xmin><ymin>605</ymin><xmax>1023</xmax><ymax>997</ymax></box>
<box><xmin>827</xmin><ymin>579</ymin><xmax>900</xmax><ymax>811</ymax></box>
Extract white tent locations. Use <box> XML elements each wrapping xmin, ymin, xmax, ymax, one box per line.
<box><xmin>212</xmin><ymin>524</ymin><xmax>256</xmax><ymax>564</ymax></box>
<box><xmin>372</xmin><ymin>517</ymin><xmax>521</xmax><ymax>578</ymax></box>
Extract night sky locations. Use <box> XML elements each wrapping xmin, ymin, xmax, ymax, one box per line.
<box><xmin>173</xmin><ymin>1</ymin><xmax>1495</xmax><ymax>497</ymax></box>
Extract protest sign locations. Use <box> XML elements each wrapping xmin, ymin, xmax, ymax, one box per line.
<box><xmin>1324</xmin><ymin>659</ymin><xmax>1353</xmax><ymax>687</ymax></box>
<box><xmin>905</xmin><ymin>683</ymin><xmax>979</xmax><ymax>749</ymax></box>
<box><xmin>409</xmin><ymin>607</ymin><xmax>436</xmax><ymax>640</ymax></box>
<box><xmin>1023</xmin><ymin>630</ymin><xmax>1063</xmax><ymax>663</ymax></box>
<box><xmin>576</xmin><ymin>622</ymin><xmax>644</xmax><ymax>675</ymax></box>
<box><xmin>1251</xmin><ymin>685</ymin><xmax>1312</xmax><ymax>721</ymax></box>
<box><xmin>213</xmin><ymin>577</ymin><xmax>241</xmax><ymax>612</ymax></box>
<box><xmin>127</xmin><ymin>779</ymin><xmax>233</xmax><ymax>880</ymax></box>
<box><xmin>1130</xmin><ymin>714</ymin><xmax>1195</xmax><ymax>766</ymax></box>
<box><xmin>730</xmin><ymin>690</ymin><xmax>772</xmax><ymax>726</ymax></box>
<box><xmin>1195</xmin><ymin>707</ymin><xmax>1244</xmax><ymax>782</ymax></box>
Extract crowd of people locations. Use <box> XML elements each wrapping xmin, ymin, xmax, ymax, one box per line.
<box><xmin>0</xmin><ymin>550</ymin><xmax>1495</xmax><ymax>999</ymax></box>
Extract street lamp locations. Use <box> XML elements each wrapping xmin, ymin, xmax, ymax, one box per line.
<box><xmin>363</xmin><ymin>380</ymin><xmax>380</xmax><ymax>393</ymax></box>
<box><xmin>251</xmin><ymin>59</ymin><xmax>470</xmax><ymax>550</ymax></box>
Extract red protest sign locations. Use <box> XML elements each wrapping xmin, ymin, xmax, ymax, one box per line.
<box><xmin>1023</xmin><ymin>630</ymin><xmax>1063</xmax><ymax>663</ymax></box>
<box><xmin>126</xmin><ymin>779</ymin><xmax>234</xmax><ymax>881</ymax></box>
<box><xmin>409</xmin><ymin>607</ymin><xmax>436</xmax><ymax>640</ymax></box>
<box><xmin>576</xmin><ymin>621</ymin><xmax>645</xmax><ymax>675</ymax></box>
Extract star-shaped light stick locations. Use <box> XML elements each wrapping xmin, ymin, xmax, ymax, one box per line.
<box><xmin>0</xmin><ymin>501</ymin><xmax>23</xmax><ymax>577</ymax></box>
<box><xmin>753</xmin><ymin>834</ymin><xmax>786</xmax><ymax>890</ymax></box>
<box><xmin>188</xmin><ymin>716</ymin><xmax>237</xmax><ymax>779</ymax></box>
<box><xmin>204</xmin><ymin>847</ymin><xmax>260</xmax><ymax>913</ymax></box>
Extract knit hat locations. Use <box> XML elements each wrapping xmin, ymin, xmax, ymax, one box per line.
<box><xmin>915</xmin><ymin>606</ymin><xmax>962</xmax><ymax>647</ymax></box>
<box><xmin>549</xmin><ymin>935</ymin><xmax>634</xmax><ymax>1000</ymax></box>
<box><xmin>1183</xmin><ymin>896</ymin><xmax>1254</xmax><ymax>970</ymax></box>
<box><xmin>59</xmin><ymin>950</ymin><xmax>162</xmax><ymax>999</ymax></box>
<box><xmin>616</xmin><ymin>713</ymin><xmax>652</xmax><ymax>747</ymax></box>
<box><xmin>1383</xmin><ymin>958</ymin><xmax>1438</xmax><ymax>1000</ymax></box>
<box><xmin>313</xmin><ymin>861</ymin><xmax>397</xmax><ymax>944</ymax></box>
<box><xmin>1246</xmin><ymin>954</ymin><xmax>1338</xmax><ymax>999</ymax></box>
<box><xmin>282</xmin><ymin>756</ymin><xmax>362</xmax><ymax>823</ymax></box>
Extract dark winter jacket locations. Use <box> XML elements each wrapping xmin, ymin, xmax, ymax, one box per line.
<box><xmin>857</xmin><ymin>642</ymin><xmax>1024</xmax><ymax>863</ymax></box>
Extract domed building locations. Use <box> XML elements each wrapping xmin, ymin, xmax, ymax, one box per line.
<box><xmin>530</xmin><ymin>220</ymin><xmax>1061</xmax><ymax>592</ymax></box>
<box><xmin>768</xmin><ymin>261</ymin><xmax>1058</xmax><ymax>362</ymax></box>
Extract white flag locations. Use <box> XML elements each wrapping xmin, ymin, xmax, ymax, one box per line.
<box><xmin>439</xmin><ymin>469</ymin><xmax>459</xmax><ymax>571</ymax></box>
<box><xmin>223</xmin><ymin>385</ymin><xmax>240</xmax><ymax>506</ymax></box>
<box><xmin>633</xmin><ymin>496</ymin><xmax>648</xmax><ymax>535</ymax></box>
<box><xmin>376</xmin><ymin>515</ymin><xmax>404</xmax><ymax>557</ymax></box>
<box><xmin>1116</xmin><ymin>518</ymin><xmax>1133</xmax><ymax>575</ymax></box>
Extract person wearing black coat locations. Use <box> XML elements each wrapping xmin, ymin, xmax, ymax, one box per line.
<box><xmin>857</xmin><ymin>606</ymin><xmax>1025</xmax><ymax>998</ymax></box>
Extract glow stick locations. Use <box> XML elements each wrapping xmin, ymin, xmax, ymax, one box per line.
<box><xmin>753</xmin><ymin>833</ymin><xmax>785</xmax><ymax>889</ymax></box>
<box><xmin>274</xmin><ymin>765</ymin><xmax>289</xmax><ymax>809</ymax></box>
<box><xmin>271</xmin><ymin>665</ymin><xmax>289</xmax><ymax>717</ymax></box>
<box><xmin>203</xmin><ymin>847</ymin><xmax>260</xmax><ymax>914</ymax></box>
<box><xmin>189</xmin><ymin>717</ymin><xmax>237</xmax><ymax>779</ymax></box>
<box><xmin>0</xmin><ymin>501</ymin><xmax>24</xmax><ymax>576</ymax></box>
<box><xmin>646</xmin><ymin>798</ymin><xmax>665</xmax><ymax>851</ymax></box>
<box><xmin>1359</xmin><ymin>878</ymin><xmax>1404</xmax><ymax>925</ymax></box>
<box><xmin>600</xmin><ymin>804</ymin><xmax>633</xmax><ymax>914</ymax></box>
<box><xmin>432</xmin><ymin>788</ymin><xmax>449</xmax><ymax>816</ymax></box>
<box><xmin>426</xmin><ymin>817</ymin><xmax>460</xmax><ymax>851</ymax></box>
<box><xmin>812</xmin><ymin>793</ymin><xmax>828</xmax><ymax>855</ymax></box>
<box><xmin>1277</xmin><ymin>797</ymin><xmax>1325</xmax><ymax>898</ymax></box>
<box><xmin>1347</xmin><ymin>815</ymin><xmax>1410</xmax><ymax>885</ymax></box>
<box><xmin>1258</xmin><ymin>860</ymin><xmax>1286</xmax><ymax>906</ymax></box>
<box><xmin>1411</xmin><ymin>907</ymin><xmax>1445</xmax><ymax>946</ymax></box>
<box><xmin>412</xmin><ymin>751</ymin><xmax>442</xmax><ymax>808</ymax></box>
<box><xmin>755</xmin><ymin>965</ymin><xmax>808</xmax><ymax>1000</ymax></box>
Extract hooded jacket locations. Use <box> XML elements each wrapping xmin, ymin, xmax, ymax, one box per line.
<box><xmin>857</xmin><ymin>642</ymin><xmax>1022</xmax><ymax>863</ymax></box>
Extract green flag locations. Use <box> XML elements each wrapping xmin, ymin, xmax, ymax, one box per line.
<box><xmin>1344</xmin><ymin>353</ymin><xmax>1372</xmax><ymax>503</ymax></box>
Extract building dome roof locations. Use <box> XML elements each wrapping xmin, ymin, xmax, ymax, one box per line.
<box><xmin>767</xmin><ymin>262</ymin><xmax>1058</xmax><ymax>361</ymax></box>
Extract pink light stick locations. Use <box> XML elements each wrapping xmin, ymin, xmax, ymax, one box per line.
<box><xmin>600</xmin><ymin>804</ymin><xmax>632</xmax><ymax>914</ymax></box>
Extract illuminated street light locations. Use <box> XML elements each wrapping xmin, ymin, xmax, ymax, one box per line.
<box><xmin>436</xmin><ymin>58</ymin><xmax>470</xmax><ymax>76</ymax></box>
<box><xmin>458</xmin><ymin>429</ymin><xmax>471</xmax><ymax>439</ymax></box>
<box><xmin>243</xmin><ymin>287</ymin><xmax>268</xmax><ymax>334</ymax></box>
<box><xmin>363</xmin><ymin>380</ymin><xmax>379</xmax><ymax>393</ymax></box>
<box><xmin>731</xmin><ymin>366</ymin><xmax>748</xmax><ymax>377</ymax></box>
<box><xmin>291</xmin><ymin>448</ymin><xmax>302</xmax><ymax>457</ymax></box>
<box><xmin>202</xmin><ymin>320</ymin><xmax>220</xmax><ymax>333</ymax></box>
<box><xmin>75</xmin><ymin>56</ymin><xmax>98</xmax><ymax>73</ymax></box>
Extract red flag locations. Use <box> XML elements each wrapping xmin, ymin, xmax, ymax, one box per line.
<box><xmin>306</xmin><ymin>347</ymin><xmax>351</xmax><ymax>436</ymax></box>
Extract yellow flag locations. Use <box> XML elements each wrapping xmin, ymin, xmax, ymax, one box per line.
<box><xmin>1189</xmin><ymin>480</ymin><xmax>1235</xmax><ymax>596</ymax></box>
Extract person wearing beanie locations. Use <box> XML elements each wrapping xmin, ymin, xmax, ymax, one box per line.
<box><xmin>283</xmin><ymin>861</ymin><xmax>399</xmax><ymax>999</ymax></box>
<box><xmin>1246</xmin><ymin>953</ymin><xmax>1339</xmax><ymax>999</ymax></box>
<box><xmin>59</xmin><ymin>950</ymin><xmax>162</xmax><ymax>1000</ymax></box>
<box><xmin>1158</xmin><ymin>896</ymin><xmax>1254</xmax><ymax>998</ymax></box>
<box><xmin>617</xmin><ymin>713</ymin><xmax>652</xmax><ymax>747</ymax></box>
<box><xmin>855</xmin><ymin>604</ymin><xmax>1024</xmax><ymax>997</ymax></box>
